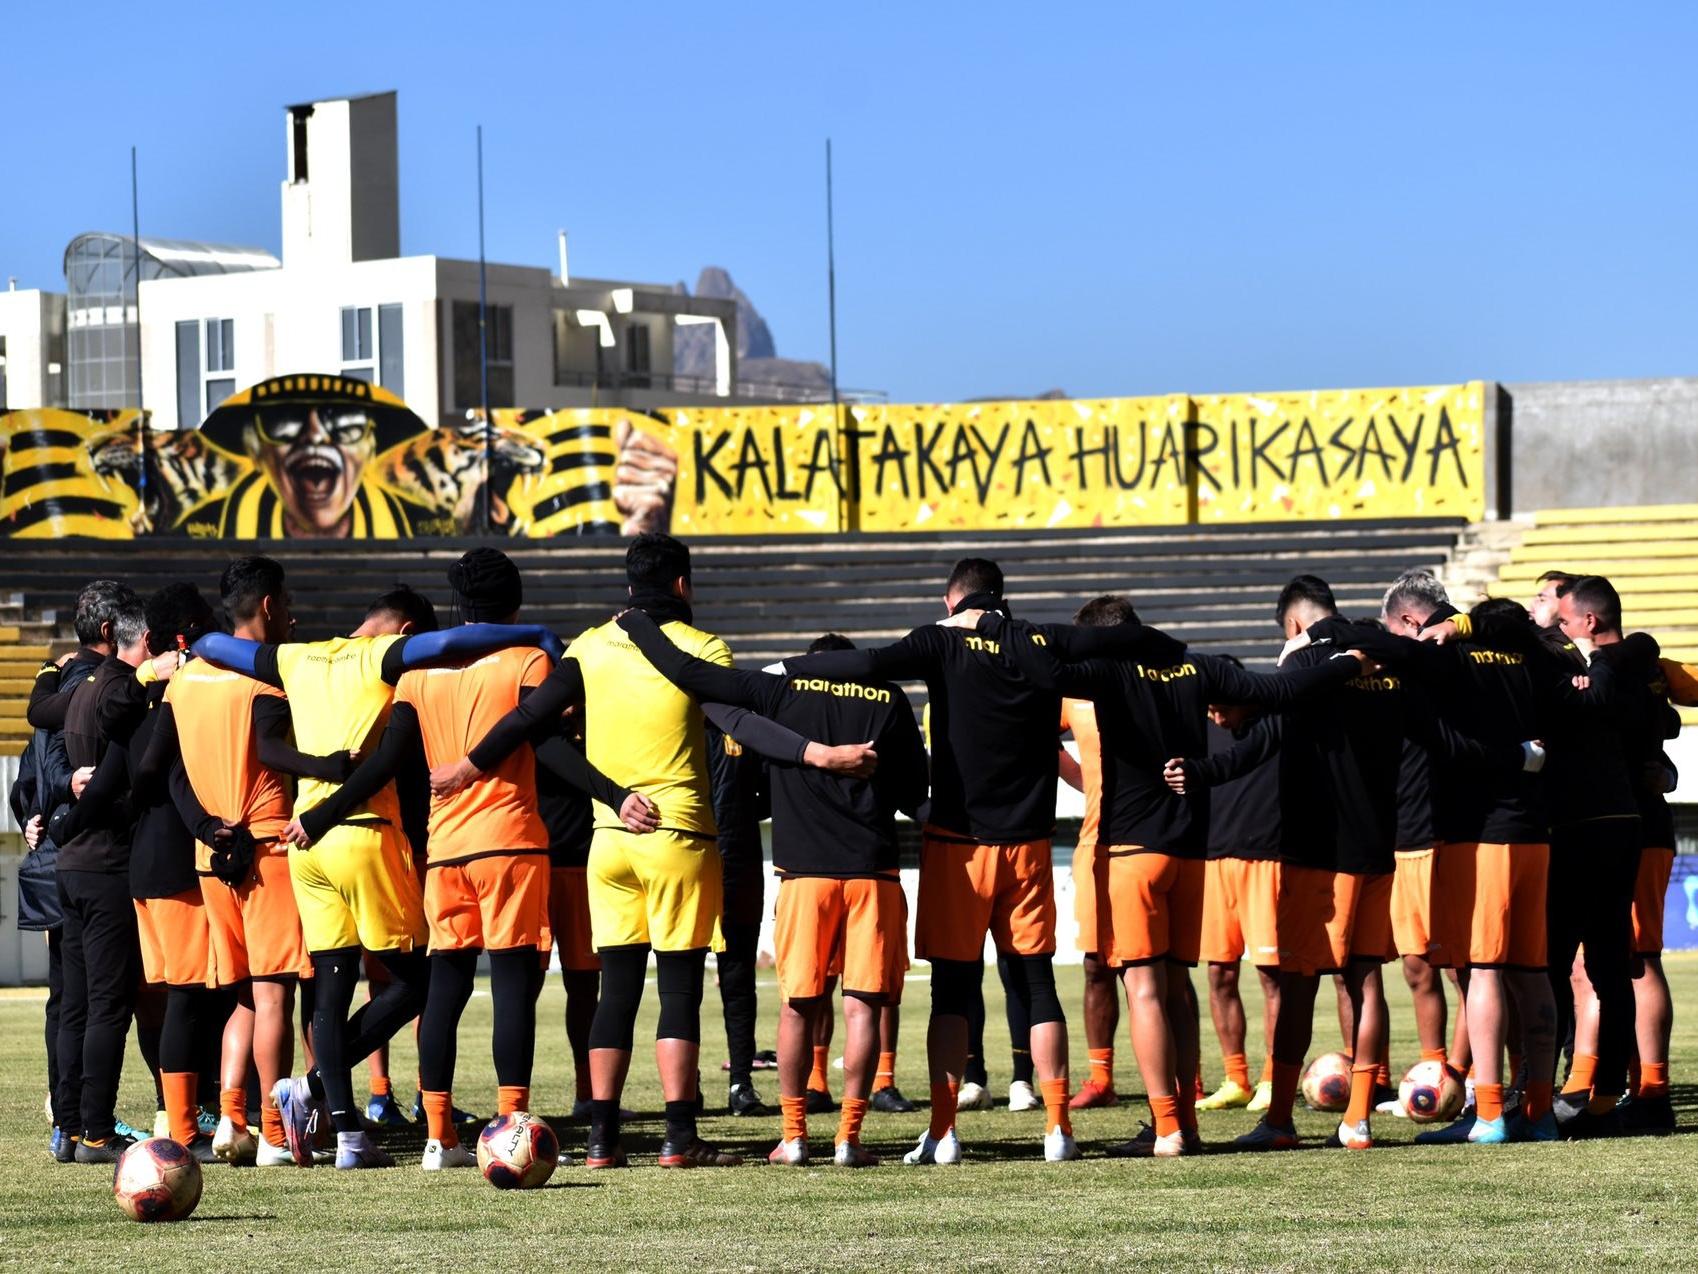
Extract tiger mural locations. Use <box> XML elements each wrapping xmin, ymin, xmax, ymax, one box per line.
<box><xmin>370</xmin><ymin>418</ymin><xmax>547</xmax><ymax>533</ymax></box>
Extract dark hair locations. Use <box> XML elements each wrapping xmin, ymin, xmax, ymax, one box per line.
<box><xmin>946</xmin><ymin>557</ymin><xmax>1003</xmax><ymax>599</ymax></box>
<box><xmin>1470</xmin><ymin>597</ymin><xmax>1530</xmax><ymax>625</ymax></box>
<box><xmin>73</xmin><ymin>579</ymin><xmax>138</xmax><ymax>646</ymax></box>
<box><xmin>1275</xmin><ymin>574</ymin><xmax>1337</xmax><ymax>624</ymax></box>
<box><xmin>220</xmin><ymin>555</ymin><xmax>286</xmax><ymax>626</ymax></box>
<box><xmin>1560</xmin><ymin>575</ymin><xmax>1622</xmax><ymax>633</ymax></box>
<box><xmin>366</xmin><ymin>584</ymin><xmax>439</xmax><ymax>633</ymax></box>
<box><xmin>448</xmin><ymin>547</ymin><xmax>523</xmax><ymax>623</ymax></box>
<box><xmin>145</xmin><ymin>583</ymin><xmax>217</xmax><ymax>657</ymax></box>
<box><xmin>1074</xmin><ymin>594</ymin><xmax>1138</xmax><ymax>627</ymax></box>
<box><xmin>1536</xmin><ymin>570</ymin><xmax>1579</xmax><ymax>587</ymax></box>
<box><xmin>808</xmin><ymin>633</ymin><xmax>855</xmax><ymax>654</ymax></box>
<box><xmin>626</xmin><ymin>533</ymin><xmax>691</xmax><ymax>590</ymax></box>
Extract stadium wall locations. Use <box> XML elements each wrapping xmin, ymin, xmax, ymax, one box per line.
<box><xmin>1503</xmin><ymin>376</ymin><xmax>1698</xmax><ymax>513</ymax></box>
<box><xmin>0</xmin><ymin>378</ymin><xmax>1487</xmax><ymax>539</ymax></box>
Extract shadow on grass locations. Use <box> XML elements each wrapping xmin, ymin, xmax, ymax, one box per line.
<box><xmin>187</xmin><ymin>1213</ymin><xmax>279</xmax><ymax>1223</ymax></box>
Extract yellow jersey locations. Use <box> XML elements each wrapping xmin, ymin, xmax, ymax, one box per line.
<box><xmin>567</xmin><ymin>617</ymin><xmax>732</xmax><ymax>837</ymax></box>
<box><xmin>275</xmin><ymin>634</ymin><xmax>404</xmax><ymax>824</ymax></box>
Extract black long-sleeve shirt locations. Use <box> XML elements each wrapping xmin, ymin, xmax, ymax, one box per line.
<box><xmin>621</xmin><ymin>611</ymin><xmax>928</xmax><ymax>877</ymax></box>
<box><xmin>1200</xmin><ymin>717</ymin><xmax>1282</xmax><ymax>861</ymax></box>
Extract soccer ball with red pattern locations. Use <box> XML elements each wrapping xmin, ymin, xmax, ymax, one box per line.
<box><xmin>1399</xmin><ymin>1060</ymin><xmax>1465</xmax><ymax>1124</ymax></box>
<box><xmin>113</xmin><ymin>1137</ymin><xmax>203</xmax><ymax>1222</ymax></box>
<box><xmin>1301</xmin><ymin>1051</ymin><xmax>1353</xmax><ymax>1112</ymax></box>
<box><xmin>477</xmin><ymin>1113</ymin><xmax>559</xmax><ymax>1189</ymax></box>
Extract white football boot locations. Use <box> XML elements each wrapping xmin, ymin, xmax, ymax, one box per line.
<box><xmin>902</xmin><ymin>1127</ymin><xmax>964</xmax><ymax>1165</ymax></box>
<box><xmin>421</xmin><ymin>1138</ymin><xmax>475</xmax><ymax>1170</ymax></box>
<box><xmin>1006</xmin><ymin>1080</ymin><xmax>1042</xmax><ymax>1112</ymax></box>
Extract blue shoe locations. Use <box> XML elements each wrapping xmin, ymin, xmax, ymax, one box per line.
<box><xmin>271</xmin><ymin>1076</ymin><xmax>319</xmax><ymax>1167</ymax></box>
<box><xmin>113</xmin><ymin>1118</ymin><xmax>147</xmax><ymax>1142</ymax></box>
<box><xmin>1414</xmin><ymin>1107</ymin><xmax>1476</xmax><ymax>1145</ymax></box>
<box><xmin>1466</xmin><ymin>1115</ymin><xmax>1508</xmax><ymax>1144</ymax></box>
<box><xmin>197</xmin><ymin>1107</ymin><xmax>218</xmax><ymax>1136</ymax></box>
<box><xmin>365</xmin><ymin>1094</ymin><xmax>411</xmax><ymax>1128</ymax></box>
<box><xmin>1506</xmin><ymin>1111</ymin><xmax>1559</xmax><ymax>1142</ymax></box>
<box><xmin>49</xmin><ymin>1127</ymin><xmax>68</xmax><ymax>1159</ymax></box>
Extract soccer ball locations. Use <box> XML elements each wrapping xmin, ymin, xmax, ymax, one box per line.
<box><xmin>114</xmin><ymin>1138</ymin><xmax>203</xmax><ymax>1222</ymax></box>
<box><xmin>477</xmin><ymin>1113</ymin><xmax>559</xmax><ymax>1189</ymax></box>
<box><xmin>1301</xmin><ymin>1052</ymin><xmax>1353</xmax><ymax>1112</ymax></box>
<box><xmin>1399</xmin><ymin>1060</ymin><xmax>1464</xmax><ymax>1124</ymax></box>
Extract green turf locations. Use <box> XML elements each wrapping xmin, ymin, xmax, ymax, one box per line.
<box><xmin>4</xmin><ymin>956</ymin><xmax>1698</xmax><ymax>1271</ymax></box>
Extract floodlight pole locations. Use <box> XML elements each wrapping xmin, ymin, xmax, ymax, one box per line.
<box><xmin>131</xmin><ymin>145</ymin><xmax>147</xmax><ymax>503</ymax></box>
<box><xmin>477</xmin><ymin>124</ymin><xmax>492</xmax><ymax>535</ymax></box>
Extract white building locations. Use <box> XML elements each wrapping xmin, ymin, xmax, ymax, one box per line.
<box><xmin>9</xmin><ymin>90</ymin><xmax>742</xmax><ymax>429</ymax></box>
<box><xmin>0</xmin><ymin>286</ymin><xmax>66</xmax><ymax>411</ymax></box>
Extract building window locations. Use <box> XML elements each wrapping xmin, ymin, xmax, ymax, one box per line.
<box><xmin>625</xmin><ymin>321</ymin><xmax>652</xmax><ymax>388</ymax></box>
<box><xmin>175</xmin><ymin>321</ymin><xmax>200</xmax><ymax>426</ymax></box>
<box><xmin>451</xmin><ymin>300</ymin><xmax>513</xmax><ymax>411</ymax></box>
<box><xmin>203</xmin><ymin>317</ymin><xmax>235</xmax><ymax>414</ymax></box>
<box><xmin>339</xmin><ymin>304</ymin><xmax>404</xmax><ymax>396</ymax></box>
<box><xmin>176</xmin><ymin>318</ymin><xmax>234</xmax><ymax>425</ymax></box>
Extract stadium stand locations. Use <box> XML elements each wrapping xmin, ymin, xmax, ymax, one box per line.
<box><xmin>0</xmin><ymin>517</ymin><xmax>1467</xmax><ymax>753</ymax></box>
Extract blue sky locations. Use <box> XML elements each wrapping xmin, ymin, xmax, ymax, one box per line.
<box><xmin>4</xmin><ymin>2</ymin><xmax>1694</xmax><ymax>402</ymax></box>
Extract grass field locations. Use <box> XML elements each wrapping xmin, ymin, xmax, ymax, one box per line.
<box><xmin>5</xmin><ymin>956</ymin><xmax>1698</xmax><ymax>1271</ymax></box>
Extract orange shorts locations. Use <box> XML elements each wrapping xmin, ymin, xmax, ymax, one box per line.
<box><xmin>1200</xmin><ymin>856</ymin><xmax>1281</xmax><ymax>966</ymax></box>
<box><xmin>548</xmin><ymin>867</ymin><xmax>600</xmax><ymax>972</ymax></box>
<box><xmin>425</xmin><ymin>853</ymin><xmax>552</xmax><ymax>954</ymax></box>
<box><xmin>199</xmin><ymin>847</ymin><xmax>312</xmax><ymax>984</ymax></box>
<box><xmin>914</xmin><ymin>830</ymin><xmax>1054</xmax><ymax>963</ymax></box>
<box><xmin>1633</xmin><ymin>847</ymin><xmax>1675</xmax><ymax>957</ymax></box>
<box><xmin>1456</xmin><ymin>841</ymin><xmax>1548</xmax><ymax>968</ymax></box>
<box><xmin>1100</xmin><ymin>851</ymin><xmax>1205</xmax><ymax>967</ymax></box>
<box><xmin>1274</xmin><ymin>865</ymin><xmax>1387</xmax><ymax>976</ymax></box>
<box><xmin>134</xmin><ymin>890</ymin><xmax>212</xmax><ymax>989</ymax></box>
<box><xmin>1430</xmin><ymin>840</ymin><xmax>1475</xmax><ymax>968</ymax></box>
<box><xmin>775</xmin><ymin>875</ymin><xmax>907</xmax><ymax>1002</ymax></box>
<box><xmin>1072</xmin><ymin>842</ymin><xmax>1106</xmax><ymax>956</ymax></box>
<box><xmin>1391</xmin><ymin>845</ymin><xmax>1441</xmax><ymax>962</ymax></box>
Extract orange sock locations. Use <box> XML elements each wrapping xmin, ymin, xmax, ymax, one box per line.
<box><xmin>163</xmin><ymin>1072</ymin><xmax>198</xmax><ymax>1145</ymax></box>
<box><xmin>927</xmin><ymin>1080</ymin><xmax>958</xmax><ymax>1140</ymax></box>
<box><xmin>1475</xmin><ymin>1082</ymin><xmax>1504</xmax><ymax>1123</ymax></box>
<box><xmin>1088</xmin><ymin>1047</ymin><xmax>1113</xmax><ymax>1088</ymax></box>
<box><xmin>809</xmin><ymin>1046</ymin><xmax>831</xmax><ymax>1094</ymax></box>
<box><xmin>836</xmin><ymin>1096</ymin><xmax>868</xmax><ymax>1146</ymax></box>
<box><xmin>219</xmin><ymin>1086</ymin><xmax>247</xmax><ymax>1130</ymax></box>
<box><xmin>1344</xmin><ymin>1065</ymin><xmax>1376</xmax><ymax>1125</ymax></box>
<box><xmin>370</xmin><ymin>1074</ymin><xmax>392</xmax><ymax>1099</ymax></box>
<box><xmin>1588</xmin><ymin>1091</ymin><xmax>1619</xmax><ymax>1116</ymax></box>
<box><xmin>497</xmin><ymin>1085</ymin><xmax>528</xmax><ymax>1116</ymax></box>
<box><xmin>1639</xmin><ymin>1061</ymin><xmax>1670</xmax><ymax>1100</ymax></box>
<box><xmin>1223</xmin><ymin>1052</ymin><xmax>1250</xmax><ymax>1090</ymax></box>
<box><xmin>1563</xmin><ymin>1053</ymin><xmax>1597</xmax><ymax>1096</ymax></box>
<box><xmin>1373</xmin><ymin>1061</ymin><xmax>1391</xmax><ymax>1090</ymax></box>
<box><xmin>1039</xmin><ymin>1077</ymin><xmax>1071</xmax><ymax>1135</ymax></box>
<box><xmin>1524</xmin><ymin>1079</ymin><xmax>1554</xmax><ymax>1122</ymax></box>
<box><xmin>1420</xmin><ymin>1047</ymin><xmax>1448</xmax><ymax>1065</ymax></box>
<box><xmin>1268</xmin><ymin>1060</ymin><xmax>1302</xmax><ymax>1127</ymax></box>
<box><xmin>780</xmin><ymin>1094</ymin><xmax>807</xmax><ymax>1143</ymax></box>
<box><xmin>574</xmin><ymin>1056</ymin><xmax>591</xmax><ymax>1103</ymax></box>
<box><xmin>1259</xmin><ymin>1055</ymin><xmax>1274</xmax><ymax>1085</ymax></box>
<box><xmin>873</xmin><ymin>1052</ymin><xmax>897</xmax><ymax>1092</ymax></box>
<box><xmin>422</xmin><ymin>1090</ymin><xmax>457</xmax><ymax>1147</ymax></box>
<box><xmin>261</xmin><ymin>1103</ymin><xmax>286</xmax><ymax>1149</ymax></box>
<box><xmin>1149</xmin><ymin>1093</ymin><xmax>1180</xmax><ymax>1137</ymax></box>
<box><xmin>1177</xmin><ymin>1074</ymin><xmax>1198</xmax><ymax>1132</ymax></box>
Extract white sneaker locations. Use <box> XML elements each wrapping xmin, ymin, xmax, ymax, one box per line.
<box><xmin>834</xmin><ymin>1140</ymin><xmax>879</xmax><ymax>1167</ymax></box>
<box><xmin>1375</xmin><ymin>1096</ymin><xmax>1408</xmax><ymax>1118</ymax></box>
<box><xmin>903</xmin><ymin>1128</ymin><xmax>963</xmax><ymax>1165</ymax></box>
<box><xmin>1152</xmin><ymin>1129</ymin><xmax>1186</xmax><ymax>1158</ymax></box>
<box><xmin>421</xmin><ymin>1138</ymin><xmax>475</xmax><ymax>1170</ymax></box>
<box><xmin>956</xmin><ymin>1082</ymin><xmax>992</xmax><ymax>1111</ymax></box>
<box><xmin>1007</xmin><ymin>1080</ymin><xmax>1042</xmax><ymax>1112</ymax></box>
<box><xmin>152</xmin><ymin>1111</ymin><xmax>170</xmax><ymax>1139</ymax></box>
<box><xmin>213</xmin><ymin>1116</ymin><xmax>257</xmax><ymax>1164</ymax></box>
<box><xmin>766</xmin><ymin>1137</ymin><xmax>809</xmax><ymax>1167</ymax></box>
<box><xmin>1043</xmin><ymin>1124</ymin><xmax>1080</xmax><ymax>1161</ymax></box>
<box><xmin>255</xmin><ymin>1137</ymin><xmax>296</xmax><ymax>1167</ymax></box>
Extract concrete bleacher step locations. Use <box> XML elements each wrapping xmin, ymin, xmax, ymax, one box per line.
<box><xmin>1532</xmin><ymin>503</ymin><xmax>1698</xmax><ymax>526</ymax></box>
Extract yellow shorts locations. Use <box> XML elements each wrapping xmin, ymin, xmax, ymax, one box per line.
<box><xmin>289</xmin><ymin>821</ymin><xmax>426</xmax><ymax>954</ymax></box>
<box><xmin>588</xmin><ymin>826</ymin><xmax>723</xmax><ymax>953</ymax></box>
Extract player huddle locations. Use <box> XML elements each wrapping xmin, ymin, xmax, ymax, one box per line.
<box><xmin>13</xmin><ymin>533</ymin><xmax>1693</xmax><ymax>1174</ymax></box>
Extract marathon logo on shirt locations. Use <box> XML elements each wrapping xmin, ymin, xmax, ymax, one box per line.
<box><xmin>1346</xmin><ymin>673</ymin><xmax>1401</xmax><ymax>692</ymax></box>
<box><xmin>1136</xmin><ymin>661</ymin><xmax>1198</xmax><ymax>683</ymax></box>
<box><xmin>1467</xmin><ymin>649</ymin><xmax>1525</xmax><ymax>667</ymax></box>
<box><xmin>789</xmin><ymin>677</ymin><xmax>893</xmax><ymax>704</ymax></box>
<box><xmin>961</xmin><ymin>631</ymin><xmax>1048</xmax><ymax>656</ymax></box>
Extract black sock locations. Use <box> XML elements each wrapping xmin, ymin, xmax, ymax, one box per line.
<box><xmin>306</xmin><ymin>1070</ymin><xmax>326</xmax><ymax>1101</ymax></box>
<box><xmin>664</xmin><ymin>1098</ymin><xmax>697</xmax><ymax>1146</ymax></box>
<box><xmin>1011</xmin><ymin>1047</ymin><xmax>1035</xmax><ymax>1086</ymax></box>
<box><xmin>590</xmin><ymin>1099</ymin><xmax>620</xmax><ymax>1145</ymax></box>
